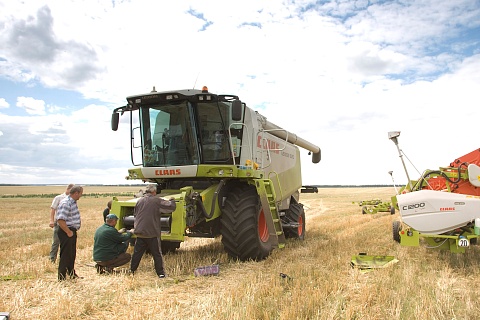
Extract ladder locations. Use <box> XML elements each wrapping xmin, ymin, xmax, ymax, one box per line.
<box><xmin>256</xmin><ymin>179</ymin><xmax>286</xmax><ymax>249</ymax></box>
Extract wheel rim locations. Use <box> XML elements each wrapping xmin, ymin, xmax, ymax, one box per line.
<box><xmin>258</xmin><ymin>208</ymin><xmax>269</xmax><ymax>242</ymax></box>
<box><xmin>297</xmin><ymin>215</ymin><xmax>304</xmax><ymax>235</ymax></box>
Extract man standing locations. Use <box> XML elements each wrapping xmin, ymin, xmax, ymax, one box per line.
<box><xmin>102</xmin><ymin>200</ymin><xmax>113</xmax><ymax>222</ymax></box>
<box><xmin>49</xmin><ymin>183</ymin><xmax>74</xmax><ymax>263</ymax></box>
<box><xmin>93</xmin><ymin>213</ymin><xmax>134</xmax><ymax>274</ymax></box>
<box><xmin>56</xmin><ymin>185</ymin><xmax>83</xmax><ymax>281</ymax></box>
<box><xmin>130</xmin><ymin>184</ymin><xmax>176</xmax><ymax>278</ymax></box>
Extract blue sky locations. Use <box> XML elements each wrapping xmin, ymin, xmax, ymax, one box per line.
<box><xmin>0</xmin><ymin>0</ymin><xmax>479</xmax><ymax>186</ymax></box>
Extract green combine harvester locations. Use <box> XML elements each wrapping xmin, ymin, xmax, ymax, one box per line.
<box><xmin>110</xmin><ymin>86</ymin><xmax>321</xmax><ymax>261</ymax></box>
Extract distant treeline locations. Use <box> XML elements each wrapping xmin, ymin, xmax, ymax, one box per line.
<box><xmin>307</xmin><ymin>185</ymin><xmax>394</xmax><ymax>188</ymax></box>
<box><xmin>0</xmin><ymin>184</ymin><xmax>146</xmax><ymax>186</ymax></box>
<box><xmin>0</xmin><ymin>192</ymin><xmax>137</xmax><ymax>199</ymax></box>
<box><xmin>0</xmin><ymin>184</ymin><xmax>394</xmax><ymax>188</ymax></box>
<box><xmin>0</xmin><ymin>185</ymin><xmax>394</xmax><ymax>198</ymax></box>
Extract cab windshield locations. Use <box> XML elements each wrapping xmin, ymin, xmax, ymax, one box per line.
<box><xmin>140</xmin><ymin>100</ymin><xmax>240</xmax><ymax>166</ymax></box>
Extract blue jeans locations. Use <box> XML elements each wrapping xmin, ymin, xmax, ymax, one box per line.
<box><xmin>49</xmin><ymin>224</ymin><xmax>59</xmax><ymax>262</ymax></box>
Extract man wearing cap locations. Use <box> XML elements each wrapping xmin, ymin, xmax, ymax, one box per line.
<box><xmin>93</xmin><ymin>213</ymin><xmax>134</xmax><ymax>274</ymax></box>
<box><xmin>130</xmin><ymin>184</ymin><xmax>176</xmax><ymax>278</ymax></box>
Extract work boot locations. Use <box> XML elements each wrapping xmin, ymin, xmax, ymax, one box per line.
<box><xmin>96</xmin><ymin>264</ymin><xmax>106</xmax><ymax>274</ymax></box>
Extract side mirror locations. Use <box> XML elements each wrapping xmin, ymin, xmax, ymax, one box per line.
<box><xmin>232</xmin><ymin>100</ymin><xmax>243</xmax><ymax>121</ymax></box>
<box><xmin>111</xmin><ymin>113</ymin><xmax>119</xmax><ymax>131</ymax></box>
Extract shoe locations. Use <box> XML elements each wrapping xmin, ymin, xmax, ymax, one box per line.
<box><xmin>158</xmin><ymin>273</ymin><xmax>166</xmax><ymax>278</ymax></box>
<box><xmin>71</xmin><ymin>273</ymin><xmax>83</xmax><ymax>279</ymax></box>
<box><xmin>96</xmin><ymin>264</ymin><xmax>106</xmax><ymax>274</ymax></box>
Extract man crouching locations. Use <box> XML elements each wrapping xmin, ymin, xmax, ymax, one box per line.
<box><xmin>93</xmin><ymin>213</ymin><xmax>134</xmax><ymax>274</ymax></box>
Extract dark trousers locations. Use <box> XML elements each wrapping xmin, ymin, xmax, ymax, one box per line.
<box><xmin>49</xmin><ymin>224</ymin><xmax>60</xmax><ymax>262</ymax></box>
<box><xmin>130</xmin><ymin>237</ymin><xmax>165</xmax><ymax>276</ymax></box>
<box><xmin>58</xmin><ymin>227</ymin><xmax>77</xmax><ymax>280</ymax></box>
<box><xmin>96</xmin><ymin>252</ymin><xmax>131</xmax><ymax>270</ymax></box>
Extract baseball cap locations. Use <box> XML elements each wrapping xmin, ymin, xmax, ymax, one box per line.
<box><xmin>106</xmin><ymin>214</ymin><xmax>119</xmax><ymax>220</ymax></box>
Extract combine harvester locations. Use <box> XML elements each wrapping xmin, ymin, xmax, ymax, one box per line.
<box><xmin>353</xmin><ymin>199</ymin><xmax>395</xmax><ymax>215</ymax></box>
<box><xmin>353</xmin><ymin>172</ymin><xmax>397</xmax><ymax>215</ymax></box>
<box><xmin>389</xmin><ymin>131</ymin><xmax>480</xmax><ymax>253</ymax></box>
<box><xmin>110</xmin><ymin>86</ymin><xmax>321</xmax><ymax>261</ymax></box>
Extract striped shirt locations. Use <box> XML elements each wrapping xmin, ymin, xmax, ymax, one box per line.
<box><xmin>50</xmin><ymin>192</ymin><xmax>68</xmax><ymax>222</ymax></box>
<box><xmin>56</xmin><ymin>196</ymin><xmax>81</xmax><ymax>230</ymax></box>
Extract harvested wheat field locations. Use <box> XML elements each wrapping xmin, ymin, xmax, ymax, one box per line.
<box><xmin>1</xmin><ymin>186</ymin><xmax>480</xmax><ymax>319</ymax></box>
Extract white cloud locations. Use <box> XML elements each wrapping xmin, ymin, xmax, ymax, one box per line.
<box><xmin>0</xmin><ymin>98</ymin><xmax>9</xmax><ymax>108</ymax></box>
<box><xmin>0</xmin><ymin>0</ymin><xmax>479</xmax><ymax>185</ymax></box>
<box><xmin>16</xmin><ymin>97</ymin><xmax>46</xmax><ymax>115</ymax></box>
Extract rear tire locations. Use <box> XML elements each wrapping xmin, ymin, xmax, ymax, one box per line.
<box><xmin>362</xmin><ymin>206</ymin><xmax>367</xmax><ymax>214</ymax></box>
<box><xmin>221</xmin><ymin>183</ymin><xmax>272</xmax><ymax>261</ymax></box>
<box><xmin>392</xmin><ymin>221</ymin><xmax>401</xmax><ymax>243</ymax></box>
<box><xmin>390</xmin><ymin>206</ymin><xmax>395</xmax><ymax>215</ymax></box>
<box><xmin>283</xmin><ymin>203</ymin><xmax>306</xmax><ymax>240</ymax></box>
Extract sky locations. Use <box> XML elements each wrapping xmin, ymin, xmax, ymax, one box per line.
<box><xmin>0</xmin><ymin>0</ymin><xmax>479</xmax><ymax>187</ymax></box>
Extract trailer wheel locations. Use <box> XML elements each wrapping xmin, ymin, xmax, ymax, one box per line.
<box><xmin>221</xmin><ymin>183</ymin><xmax>272</xmax><ymax>261</ymax></box>
<box><xmin>129</xmin><ymin>238</ymin><xmax>179</xmax><ymax>255</ymax></box>
<box><xmin>392</xmin><ymin>221</ymin><xmax>401</xmax><ymax>243</ymax></box>
<box><xmin>161</xmin><ymin>241</ymin><xmax>180</xmax><ymax>255</ymax></box>
<box><xmin>390</xmin><ymin>206</ymin><xmax>395</xmax><ymax>215</ymax></box>
<box><xmin>362</xmin><ymin>206</ymin><xmax>367</xmax><ymax>215</ymax></box>
<box><xmin>283</xmin><ymin>203</ymin><xmax>306</xmax><ymax>240</ymax></box>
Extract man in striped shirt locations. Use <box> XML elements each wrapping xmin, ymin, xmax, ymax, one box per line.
<box><xmin>56</xmin><ymin>185</ymin><xmax>83</xmax><ymax>281</ymax></box>
<box><xmin>49</xmin><ymin>183</ymin><xmax>74</xmax><ymax>263</ymax></box>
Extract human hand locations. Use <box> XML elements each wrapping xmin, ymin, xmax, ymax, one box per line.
<box><xmin>169</xmin><ymin>197</ymin><xmax>175</xmax><ymax>201</ymax></box>
<box><xmin>118</xmin><ymin>228</ymin><xmax>126</xmax><ymax>233</ymax></box>
<box><xmin>67</xmin><ymin>230</ymin><xmax>74</xmax><ymax>238</ymax></box>
<box><xmin>49</xmin><ymin>222</ymin><xmax>54</xmax><ymax>228</ymax></box>
<box><xmin>128</xmin><ymin>229</ymin><xmax>134</xmax><ymax>234</ymax></box>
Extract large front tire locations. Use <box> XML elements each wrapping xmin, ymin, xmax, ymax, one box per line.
<box><xmin>221</xmin><ymin>184</ymin><xmax>272</xmax><ymax>261</ymax></box>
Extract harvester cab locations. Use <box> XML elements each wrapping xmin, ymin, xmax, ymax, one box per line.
<box><xmin>111</xmin><ymin>86</ymin><xmax>321</xmax><ymax>260</ymax></box>
<box><xmin>389</xmin><ymin>131</ymin><xmax>480</xmax><ymax>253</ymax></box>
